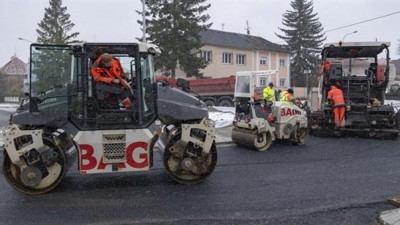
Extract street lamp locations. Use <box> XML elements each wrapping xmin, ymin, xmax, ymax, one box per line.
<box><xmin>342</xmin><ymin>31</ymin><xmax>358</xmax><ymax>42</ymax></box>
<box><xmin>17</xmin><ymin>37</ymin><xmax>34</xmax><ymax>43</ymax></box>
<box><xmin>141</xmin><ymin>0</ymin><xmax>146</xmax><ymax>43</ymax></box>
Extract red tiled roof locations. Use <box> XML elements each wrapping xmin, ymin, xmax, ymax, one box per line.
<box><xmin>0</xmin><ymin>56</ymin><xmax>27</xmax><ymax>75</ymax></box>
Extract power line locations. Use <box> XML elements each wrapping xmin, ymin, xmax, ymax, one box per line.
<box><xmin>325</xmin><ymin>11</ymin><xmax>400</xmax><ymax>33</ymax></box>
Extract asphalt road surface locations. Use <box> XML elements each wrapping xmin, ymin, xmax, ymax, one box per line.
<box><xmin>0</xmin><ymin>110</ymin><xmax>11</xmax><ymax>127</ymax></box>
<box><xmin>1</xmin><ymin>132</ymin><xmax>399</xmax><ymax>225</ymax></box>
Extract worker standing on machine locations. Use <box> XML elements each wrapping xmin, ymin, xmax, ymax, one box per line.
<box><xmin>263</xmin><ymin>82</ymin><xmax>275</xmax><ymax>112</ymax></box>
<box><xmin>327</xmin><ymin>84</ymin><xmax>346</xmax><ymax>128</ymax></box>
<box><xmin>280</xmin><ymin>88</ymin><xmax>296</xmax><ymax>105</ymax></box>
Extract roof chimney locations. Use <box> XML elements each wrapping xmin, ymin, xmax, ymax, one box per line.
<box><xmin>246</xmin><ymin>20</ymin><xmax>250</xmax><ymax>35</ymax></box>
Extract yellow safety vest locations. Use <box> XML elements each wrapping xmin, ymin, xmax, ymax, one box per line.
<box><xmin>280</xmin><ymin>91</ymin><xmax>294</xmax><ymax>104</ymax></box>
<box><xmin>263</xmin><ymin>86</ymin><xmax>275</xmax><ymax>102</ymax></box>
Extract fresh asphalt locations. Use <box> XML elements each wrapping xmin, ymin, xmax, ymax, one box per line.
<box><xmin>0</xmin><ymin>109</ymin><xmax>400</xmax><ymax>224</ymax></box>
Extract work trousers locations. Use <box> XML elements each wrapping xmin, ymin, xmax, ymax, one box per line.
<box><xmin>333</xmin><ymin>106</ymin><xmax>346</xmax><ymax>128</ymax></box>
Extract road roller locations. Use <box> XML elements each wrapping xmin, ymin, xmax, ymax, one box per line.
<box><xmin>231</xmin><ymin>71</ymin><xmax>308</xmax><ymax>151</ymax></box>
<box><xmin>0</xmin><ymin>42</ymin><xmax>217</xmax><ymax>194</ymax></box>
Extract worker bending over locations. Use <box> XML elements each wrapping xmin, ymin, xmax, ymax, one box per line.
<box><xmin>327</xmin><ymin>84</ymin><xmax>346</xmax><ymax>128</ymax></box>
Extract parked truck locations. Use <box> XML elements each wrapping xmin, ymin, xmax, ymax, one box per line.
<box><xmin>157</xmin><ymin>73</ymin><xmax>285</xmax><ymax>107</ymax></box>
<box><xmin>188</xmin><ymin>75</ymin><xmax>236</xmax><ymax>107</ymax></box>
<box><xmin>156</xmin><ymin>75</ymin><xmax>236</xmax><ymax>107</ymax></box>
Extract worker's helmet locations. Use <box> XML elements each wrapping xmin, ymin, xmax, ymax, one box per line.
<box><xmin>101</xmin><ymin>53</ymin><xmax>113</xmax><ymax>67</ymax></box>
<box><xmin>268</xmin><ymin>82</ymin><xmax>274</xmax><ymax>87</ymax></box>
<box><xmin>287</xmin><ymin>88</ymin><xmax>294</xmax><ymax>94</ymax></box>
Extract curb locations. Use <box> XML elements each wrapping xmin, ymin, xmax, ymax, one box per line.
<box><xmin>378</xmin><ymin>208</ymin><xmax>400</xmax><ymax>225</ymax></box>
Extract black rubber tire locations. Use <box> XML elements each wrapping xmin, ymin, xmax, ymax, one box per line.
<box><xmin>295</xmin><ymin>128</ymin><xmax>308</xmax><ymax>145</ymax></box>
<box><xmin>203</xmin><ymin>99</ymin><xmax>216</xmax><ymax>107</ymax></box>
<box><xmin>218</xmin><ymin>99</ymin><xmax>233</xmax><ymax>107</ymax></box>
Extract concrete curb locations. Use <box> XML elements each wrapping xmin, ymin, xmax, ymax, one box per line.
<box><xmin>379</xmin><ymin>208</ymin><xmax>400</xmax><ymax>225</ymax></box>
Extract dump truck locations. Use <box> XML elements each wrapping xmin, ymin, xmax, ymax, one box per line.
<box><xmin>309</xmin><ymin>41</ymin><xmax>400</xmax><ymax>138</ymax></box>
<box><xmin>156</xmin><ymin>75</ymin><xmax>236</xmax><ymax>107</ymax></box>
<box><xmin>188</xmin><ymin>75</ymin><xmax>236</xmax><ymax>107</ymax></box>
<box><xmin>0</xmin><ymin>42</ymin><xmax>218</xmax><ymax>194</ymax></box>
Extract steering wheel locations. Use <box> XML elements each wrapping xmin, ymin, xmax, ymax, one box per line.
<box><xmin>294</xmin><ymin>98</ymin><xmax>306</xmax><ymax>109</ymax></box>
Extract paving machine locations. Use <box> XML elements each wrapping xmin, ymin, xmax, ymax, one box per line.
<box><xmin>1</xmin><ymin>42</ymin><xmax>217</xmax><ymax>194</ymax></box>
<box><xmin>309</xmin><ymin>42</ymin><xmax>400</xmax><ymax>138</ymax></box>
<box><xmin>231</xmin><ymin>71</ymin><xmax>308</xmax><ymax>151</ymax></box>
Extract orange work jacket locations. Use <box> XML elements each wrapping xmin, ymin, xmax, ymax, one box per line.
<box><xmin>321</xmin><ymin>60</ymin><xmax>331</xmax><ymax>73</ymax></box>
<box><xmin>327</xmin><ymin>86</ymin><xmax>345</xmax><ymax>107</ymax></box>
<box><xmin>91</xmin><ymin>56</ymin><xmax>124</xmax><ymax>84</ymax></box>
<box><xmin>253</xmin><ymin>91</ymin><xmax>262</xmax><ymax>101</ymax></box>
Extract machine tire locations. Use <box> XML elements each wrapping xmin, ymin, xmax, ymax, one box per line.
<box><xmin>3</xmin><ymin>135</ymin><xmax>67</xmax><ymax>195</ymax></box>
<box><xmin>203</xmin><ymin>99</ymin><xmax>216</xmax><ymax>107</ymax></box>
<box><xmin>231</xmin><ymin>128</ymin><xmax>273</xmax><ymax>151</ymax></box>
<box><xmin>294</xmin><ymin>128</ymin><xmax>308</xmax><ymax>145</ymax></box>
<box><xmin>254</xmin><ymin>131</ymin><xmax>273</xmax><ymax>151</ymax></box>
<box><xmin>218</xmin><ymin>99</ymin><xmax>233</xmax><ymax>107</ymax></box>
<box><xmin>163</xmin><ymin>133</ymin><xmax>217</xmax><ymax>184</ymax></box>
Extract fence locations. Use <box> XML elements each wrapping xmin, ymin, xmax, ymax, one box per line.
<box><xmin>3</xmin><ymin>96</ymin><xmax>20</xmax><ymax>103</ymax></box>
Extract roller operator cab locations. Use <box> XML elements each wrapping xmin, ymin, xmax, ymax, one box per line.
<box><xmin>309</xmin><ymin>42</ymin><xmax>400</xmax><ymax>138</ymax></box>
<box><xmin>1</xmin><ymin>43</ymin><xmax>217</xmax><ymax>194</ymax></box>
<box><xmin>231</xmin><ymin>71</ymin><xmax>308</xmax><ymax>151</ymax></box>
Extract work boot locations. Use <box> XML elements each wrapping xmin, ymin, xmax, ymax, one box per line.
<box><xmin>334</xmin><ymin>127</ymin><xmax>341</xmax><ymax>136</ymax></box>
<box><xmin>121</xmin><ymin>98</ymin><xmax>133</xmax><ymax>110</ymax></box>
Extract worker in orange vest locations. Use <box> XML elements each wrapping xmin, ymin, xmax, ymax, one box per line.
<box><xmin>327</xmin><ymin>84</ymin><xmax>346</xmax><ymax>128</ymax></box>
<box><xmin>321</xmin><ymin>60</ymin><xmax>331</xmax><ymax>73</ymax></box>
<box><xmin>91</xmin><ymin>53</ymin><xmax>133</xmax><ymax>109</ymax></box>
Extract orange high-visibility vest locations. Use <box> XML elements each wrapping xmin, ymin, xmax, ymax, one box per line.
<box><xmin>327</xmin><ymin>86</ymin><xmax>345</xmax><ymax>107</ymax></box>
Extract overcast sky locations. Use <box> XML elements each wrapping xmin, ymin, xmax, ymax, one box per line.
<box><xmin>0</xmin><ymin>0</ymin><xmax>399</xmax><ymax>67</ymax></box>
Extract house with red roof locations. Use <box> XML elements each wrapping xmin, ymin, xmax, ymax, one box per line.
<box><xmin>0</xmin><ymin>55</ymin><xmax>27</xmax><ymax>102</ymax></box>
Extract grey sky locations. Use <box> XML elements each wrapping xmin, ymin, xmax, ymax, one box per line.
<box><xmin>1</xmin><ymin>0</ymin><xmax>399</xmax><ymax>67</ymax></box>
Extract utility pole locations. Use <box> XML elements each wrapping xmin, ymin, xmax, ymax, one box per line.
<box><xmin>142</xmin><ymin>0</ymin><xmax>147</xmax><ymax>43</ymax></box>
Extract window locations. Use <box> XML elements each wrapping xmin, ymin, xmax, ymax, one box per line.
<box><xmin>279</xmin><ymin>78</ymin><xmax>286</xmax><ymax>87</ymax></box>
<box><xmin>236</xmin><ymin>54</ymin><xmax>246</xmax><ymax>65</ymax></box>
<box><xmin>222</xmin><ymin>52</ymin><xmax>233</xmax><ymax>64</ymax></box>
<box><xmin>201</xmin><ymin>50</ymin><xmax>212</xmax><ymax>62</ymax></box>
<box><xmin>260</xmin><ymin>78</ymin><xmax>268</xmax><ymax>86</ymax></box>
<box><xmin>260</xmin><ymin>57</ymin><xmax>268</xmax><ymax>66</ymax></box>
<box><xmin>279</xmin><ymin>58</ymin><xmax>286</xmax><ymax>67</ymax></box>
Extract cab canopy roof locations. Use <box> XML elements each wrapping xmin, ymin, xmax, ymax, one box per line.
<box><xmin>322</xmin><ymin>42</ymin><xmax>390</xmax><ymax>58</ymax></box>
<box><xmin>64</xmin><ymin>42</ymin><xmax>161</xmax><ymax>55</ymax></box>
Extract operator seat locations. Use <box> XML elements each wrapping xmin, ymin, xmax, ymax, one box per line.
<box><xmin>366</xmin><ymin>63</ymin><xmax>377</xmax><ymax>81</ymax></box>
<box><xmin>329</xmin><ymin>64</ymin><xmax>343</xmax><ymax>79</ymax></box>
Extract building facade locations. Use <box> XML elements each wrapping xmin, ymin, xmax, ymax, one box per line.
<box><xmin>0</xmin><ymin>56</ymin><xmax>27</xmax><ymax>102</ymax></box>
<box><xmin>175</xmin><ymin>29</ymin><xmax>291</xmax><ymax>89</ymax></box>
